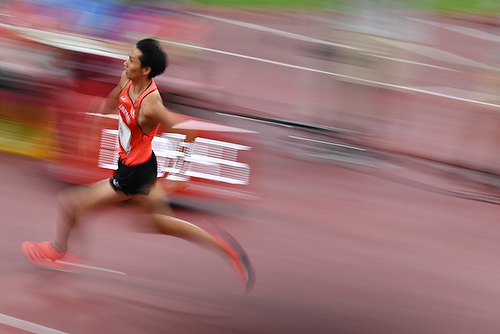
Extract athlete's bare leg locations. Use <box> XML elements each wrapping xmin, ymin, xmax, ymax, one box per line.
<box><xmin>53</xmin><ymin>179</ymin><xmax>132</xmax><ymax>251</ymax></box>
<box><xmin>25</xmin><ymin>178</ymin><xmax>254</xmax><ymax>291</ymax></box>
<box><xmin>133</xmin><ymin>182</ymin><xmax>221</xmax><ymax>250</ymax></box>
<box><xmin>134</xmin><ymin>182</ymin><xmax>255</xmax><ymax>292</ymax></box>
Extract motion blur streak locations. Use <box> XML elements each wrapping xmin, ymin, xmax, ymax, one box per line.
<box><xmin>2</xmin><ymin>0</ymin><xmax>500</xmax><ymax>333</ymax></box>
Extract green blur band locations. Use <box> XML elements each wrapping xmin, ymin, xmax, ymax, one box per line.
<box><xmin>187</xmin><ymin>0</ymin><xmax>500</xmax><ymax>14</ymax></box>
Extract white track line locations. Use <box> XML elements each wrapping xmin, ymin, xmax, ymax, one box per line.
<box><xmin>368</xmin><ymin>35</ymin><xmax>494</xmax><ymax>69</ymax></box>
<box><xmin>57</xmin><ymin>261</ymin><xmax>127</xmax><ymax>275</ymax></box>
<box><xmin>0</xmin><ymin>313</ymin><xmax>69</xmax><ymax>334</ymax></box>
<box><xmin>183</xmin><ymin>10</ymin><xmax>363</xmax><ymax>49</ymax></box>
<box><xmin>410</xmin><ymin>17</ymin><xmax>500</xmax><ymax>42</ymax></box>
<box><xmin>183</xmin><ymin>11</ymin><xmax>456</xmax><ymax>71</ymax></box>
<box><xmin>4</xmin><ymin>19</ymin><xmax>498</xmax><ymax>108</ymax></box>
<box><xmin>160</xmin><ymin>39</ymin><xmax>500</xmax><ymax>109</ymax></box>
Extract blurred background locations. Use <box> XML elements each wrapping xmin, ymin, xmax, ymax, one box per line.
<box><xmin>3</xmin><ymin>0</ymin><xmax>500</xmax><ymax>333</ymax></box>
<box><xmin>2</xmin><ymin>0</ymin><xmax>500</xmax><ymax>178</ymax></box>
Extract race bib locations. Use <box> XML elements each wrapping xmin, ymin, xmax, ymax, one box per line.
<box><xmin>118</xmin><ymin>116</ymin><xmax>131</xmax><ymax>152</ymax></box>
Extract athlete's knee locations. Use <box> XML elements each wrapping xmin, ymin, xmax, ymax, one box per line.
<box><xmin>146</xmin><ymin>213</ymin><xmax>181</xmax><ymax>235</ymax></box>
<box><xmin>57</xmin><ymin>186</ymin><xmax>84</xmax><ymax>216</ymax></box>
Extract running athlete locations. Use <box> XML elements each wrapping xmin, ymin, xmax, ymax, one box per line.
<box><xmin>22</xmin><ymin>38</ymin><xmax>255</xmax><ymax>292</ymax></box>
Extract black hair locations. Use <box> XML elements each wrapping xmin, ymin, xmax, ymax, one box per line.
<box><xmin>135</xmin><ymin>38</ymin><xmax>168</xmax><ymax>79</ymax></box>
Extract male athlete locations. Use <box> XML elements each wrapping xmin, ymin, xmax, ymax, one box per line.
<box><xmin>22</xmin><ymin>38</ymin><xmax>255</xmax><ymax>292</ymax></box>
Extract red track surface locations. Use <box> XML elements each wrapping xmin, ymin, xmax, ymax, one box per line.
<box><xmin>2</xmin><ymin>8</ymin><xmax>500</xmax><ymax>334</ymax></box>
<box><xmin>2</xmin><ymin>140</ymin><xmax>500</xmax><ymax>333</ymax></box>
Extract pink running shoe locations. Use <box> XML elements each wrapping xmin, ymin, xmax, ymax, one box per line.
<box><xmin>22</xmin><ymin>241</ymin><xmax>71</xmax><ymax>272</ymax></box>
<box><xmin>208</xmin><ymin>225</ymin><xmax>256</xmax><ymax>293</ymax></box>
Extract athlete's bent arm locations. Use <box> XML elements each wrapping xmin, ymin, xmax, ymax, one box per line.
<box><xmin>98</xmin><ymin>71</ymin><xmax>129</xmax><ymax>115</ymax></box>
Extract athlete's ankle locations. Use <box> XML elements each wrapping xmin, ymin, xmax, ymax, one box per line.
<box><xmin>51</xmin><ymin>241</ymin><xmax>67</xmax><ymax>253</ymax></box>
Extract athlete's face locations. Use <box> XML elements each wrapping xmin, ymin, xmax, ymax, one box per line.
<box><xmin>124</xmin><ymin>47</ymin><xmax>149</xmax><ymax>80</ymax></box>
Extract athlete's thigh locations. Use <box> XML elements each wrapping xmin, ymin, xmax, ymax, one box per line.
<box><xmin>132</xmin><ymin>181</ymin><xmax>173</xmax><ymax>215</ymax></box>
<box><xmin>69</xmin><ymin>179</ymin><xmax>132</xmax><ymax>212</ymax></box>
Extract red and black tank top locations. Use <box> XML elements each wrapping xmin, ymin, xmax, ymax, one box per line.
<box><xmin>117</xmin><ymin>79</ymin><xmax>159</xmax><ymax>166</ymax></box>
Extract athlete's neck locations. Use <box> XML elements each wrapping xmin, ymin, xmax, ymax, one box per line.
<box><xmin>130</xmin><ymin>79</ymin><xmax>152</xmax><ymax>96</ymax></box>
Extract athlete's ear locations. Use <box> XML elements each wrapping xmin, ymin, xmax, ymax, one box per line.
<box><xmin>142</xmin><ymin>66</ymin><xmax>152</xmax><ymax>77</ymax></box>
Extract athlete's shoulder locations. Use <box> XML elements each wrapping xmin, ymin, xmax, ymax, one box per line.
<box><xmin>143</xmin><ymin>80</ymin><xmax>162</xmax><ymax>103</ymax></box>
<box><xmin>141</xmin><ymin>90</ymin><xmax>164</xmax><ymax>113</ymax></box>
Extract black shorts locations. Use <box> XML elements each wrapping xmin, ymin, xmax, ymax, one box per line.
<box><xmin>110</xmin><ymin>152</ymin><xmax>157</xmax><ymax>195</ymax></box>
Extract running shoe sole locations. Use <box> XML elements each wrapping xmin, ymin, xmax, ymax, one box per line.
<box><xmin>209</xmin><ymin>225</ymin><xmax>256</xmax><ymax>293</ymax></box>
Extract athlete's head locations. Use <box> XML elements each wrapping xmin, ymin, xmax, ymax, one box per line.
<box><xmin>133</xmin><ymin>38</ymin><xmax>168</xmax><ymax>79</ymax></box>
